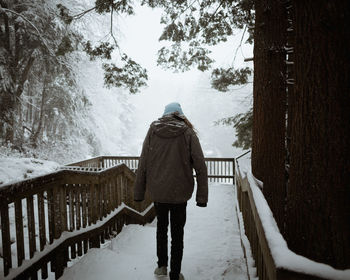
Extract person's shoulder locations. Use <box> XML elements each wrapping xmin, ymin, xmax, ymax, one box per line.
<box><xmin>184</xmin><ymin>126</ymin><xmax>196</xmax><ymax>136</ymax></box>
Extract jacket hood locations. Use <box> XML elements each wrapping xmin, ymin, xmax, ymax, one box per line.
<box><xmin>151</xmin><ymin>116</ymin><xmax>188</xmax><ymax>138</ymax></box>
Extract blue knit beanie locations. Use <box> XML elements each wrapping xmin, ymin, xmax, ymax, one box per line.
<box><xmin>163</xmin><ymin>102</ymin><xmax>184</xmax><ymax>116</ymax></box>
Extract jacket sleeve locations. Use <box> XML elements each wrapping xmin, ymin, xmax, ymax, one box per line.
<box><xmin>190</xmin><ymin>131</ymin><xmax>208</xmax><ymax>204</ymax></box>
<box><xmin>134</xmin><ymin>126</ymin><xmax>152</xmax><ymax>201</ymax></box>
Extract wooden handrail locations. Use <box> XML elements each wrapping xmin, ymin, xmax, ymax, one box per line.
<box><xmin>0</xmin><ymin>163</ymin><xmax>154</xmax><ymax>280</ymax></box>
<box><xmin>235</xmin><ymin>153</ymin><xmax>334</xmax><ymax>280</ymax></box>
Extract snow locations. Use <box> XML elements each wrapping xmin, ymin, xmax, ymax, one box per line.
<box><xmin>60</xmin><ymin>183</ymin><xmax>257</xmax><ymax>280</ymax></box>
<box><xmin>236</xmin><ymin>155</ymin><xmax>350</xmax><ymax>280</ymax></box>
<box><xmin>0</xmin><ymin>157</ymin><xmax>60</xmax><ymax>187</ymax></box>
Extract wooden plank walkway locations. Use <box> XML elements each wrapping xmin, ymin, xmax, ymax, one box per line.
<box><xmin>60</xmin><ymin>183</ymin><xmax>256</xmax><ymax>280</ymax></box>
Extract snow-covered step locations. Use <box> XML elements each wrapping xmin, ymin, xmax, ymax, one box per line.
<box><xmin>60</xmin><ymin>183</ymin><xmax>256</xmax><ymax>280</ymax></box>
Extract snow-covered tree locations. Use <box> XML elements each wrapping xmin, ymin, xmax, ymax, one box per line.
<box><xmin>0</xmin><ymin>0</ymin><xmax>100</xmax><ymax>161</ymax></box>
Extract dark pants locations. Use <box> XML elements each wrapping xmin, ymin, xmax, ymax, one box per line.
<box><xmin>154</xmin><ymin>202</ymin><xmax>187</xmax><ymax>280</ymax></box>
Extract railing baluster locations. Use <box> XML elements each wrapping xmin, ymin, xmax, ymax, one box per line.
<box><xmin>81</xmin><ymin>184</ymin><xmax>88</xmax><ymax>254</ymax></box>
<box><xmin>98</xmin><ymin>181</ymin><xmax>102</xmax><ymax>221</ymax></box>
<box><xmin>76</xmin><ymin>185</ymin><xmax>81</xmax><ymax>230</ymax></box>
<box><xmin>60</xmin><ymin>184</ymin><xmax>68</xmax><ymax>233</ymax></box>
<box><xmin>106</xmin><ymin>179</ymin><xmax>111</xmax><ymax>214</ymax></box>
<box><xmin>112</xmin><ymin>176</ymin><xmax>117</xmax><ymax>209</ymax></box>
<box><xmin>103</xmin><ymin>179</ymin><xmax>107</xmax><ymax>217</ymax></box>
<box><xmin>15</xmin><ymin>199</ymin><xmax>25</xmax><ymax>267</ymax></box>
<box><xmin>220</xmin><ymin>161</ymin><xmax>223</xmax><ymax>183</ymax></box>
<box><xmin>1</xmin><ymin>202</ymin><xmax>12</xmax><ymax>276</ymax></box>
<box><xmin>70</xmin><ymin>186</ymin><xmax>77</xmax><ymax>259</ymax></box>
<box><xmin>90</xmin><ymin>181</ymin><xmax>100</xmax><ymax>248</ymax></box>
<box><xmin>47</xmin><ymin>188</ymin><xmax>55</xmax><ymax>245</ymax></box>
<box><xmin>88</xmin><ymin>182</ymin><xmax>92</xmax><ymax>226</ymax></box>
<box><xmin>27</xmin><ymin>195</ymin><xmax>36</xmax><ymax>258</ymax></box>
<box><xmin>224</xmin><ymin>161</ymin><xmax>227</xmax><ymax>183</ymax></box>
<box><xmin>82</xmin><ymin>185</ymin><xmax>87</xmax><ymax>228</ymax></box>
<box><xmin>37</xmin><ymin>191</ymin><xmax>48</xmax><ymax>279</ymax></box>
<box><xmin>117</xmin><ymin>176</ymin><xmax>121</xmax><ymax>206</ymax></box>
<box><xmin>100</xmin><ymin>180</ymin><xmax>106</xmax><ymax>244</ymax></box>
<box><xmin>69</xmin><ymin>186</ymin><xmax>75</xmax><ymax>231</ymax></box>
<box><xmin>92</xmin><ymin>183</ymin><xmax>97</xmax><ymax>224</ymax></box>
<box><xmin>75</xmin><ymin>185</ymin><xmax>83</xmax><ymax>256</ymax></box>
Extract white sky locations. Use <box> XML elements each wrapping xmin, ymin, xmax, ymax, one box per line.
<box><xmin>77</xmin><ymin>2</ymin><xmax>253</xmax><ymax>158</ymax></box>
<box><xmin>115</xmin><ymin>4</ymin><xmax>253</xmax><ymax>157</ymax></box>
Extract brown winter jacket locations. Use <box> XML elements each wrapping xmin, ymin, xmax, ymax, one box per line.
<box><xmin>134</xmin><ymin>115</ymin><xmax>208</xmax><ymax>204</ymax></box>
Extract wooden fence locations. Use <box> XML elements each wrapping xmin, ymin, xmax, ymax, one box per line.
<box><xmin>0</xmin><ymin>156</ymin><xmax>235</xmax><ymax>280</ymax></box>
<box><xmin>235</xmin><ymin>153</ymin><xmax>329</xmax><ymax>280</ymax></box>
<box><xmin>0</xmin><ymin>163</ymin><xmax>154</xmax><ymax>280</ymax></box>
<box><xmin>66</xmin><ymin>156</ymin><xmax>235</xmax><ymax>183</ymax></box>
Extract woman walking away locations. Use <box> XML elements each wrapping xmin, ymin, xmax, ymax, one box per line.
<box><xmin>134</xmin><ymin>102</ymin><xmax>208</xmax><ymax>280</ymax></box>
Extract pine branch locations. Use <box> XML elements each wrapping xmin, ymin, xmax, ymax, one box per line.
<box><xmin>0</xmin><ymin>6</ymin><xmax>55</xmax><ymax>57</ymax></box>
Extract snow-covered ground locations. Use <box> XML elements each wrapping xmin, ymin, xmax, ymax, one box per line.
<box><xmin>60</xmin><ymin>183</ymin><xmax>257</xmax><ymax>280</ymax></box>
<box><xmin>0</xmin><ymin>157</ymin><xmax>60</xmax><ymax>187</ymax></box>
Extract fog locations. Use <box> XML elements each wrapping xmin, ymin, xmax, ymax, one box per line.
<box><xmin>77</xmin><ymin>2</ymin><xmax>253</xmax><ymax>158</ymax></box>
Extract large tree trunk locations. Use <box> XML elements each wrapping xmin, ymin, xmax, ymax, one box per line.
<box><xmin>251</xmin><ymin>0</ymin><xmax>287</xmax><ymax>230</ymax></box>
<box><xmin>286</xmin><ymin>0</ymin><xmax>350</xmax><ymax>269</ymax></box>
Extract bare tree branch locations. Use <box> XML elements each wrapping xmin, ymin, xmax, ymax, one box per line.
<box><xmin>72</xmin><ymin>6</ymin><xmax>96</xmax><ymax>19</ymax></box>
<box><xmin>110</xmin><ymin>4</ymin><xmax>124</xmax><ymax>59</ymax></box>
<box><xmin>232</xmin><ymin>25</ymin><xmax>247</xmax><ymax>66</ymax></box>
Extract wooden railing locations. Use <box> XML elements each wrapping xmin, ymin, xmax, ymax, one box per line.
<box><xmin>0</xmin><ymin>163</ymin><xmax>154</xmax><ymax>280</ymax></box>
<box><xmin>0</xmin><ymin>156</ymin><xmax>236</xmax><ymax>280</ymax></box>
<box><xmin>67</xmin><ymin>156</ymin><xmax>235</xmax><ymax>183</ymax></box>
<box><xmin>235</xmin><ymin>153</ymin><xmax>332</xmax><ymax>280</ymax></box>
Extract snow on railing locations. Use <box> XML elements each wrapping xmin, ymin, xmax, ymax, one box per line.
<box><xmin>0</xmin><ymin>163</ymin><xmax>154</xmax><ymax>279</ymax></box>
<box><xmin>235</xmin><ymin>151</ymin><xmax>350</xmax><ymax>280</ymax></box>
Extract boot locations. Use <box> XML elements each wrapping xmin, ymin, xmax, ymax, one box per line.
<box><xmin>154</xmin><ymin>266</ymin><xmax>167</xmax><ymax>276</ymax></box>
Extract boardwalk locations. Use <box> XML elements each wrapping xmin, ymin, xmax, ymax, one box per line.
<box><xmin>60</xmin><ymin>183</ymin><xmax>255</xmax><ymax>280</ymax></box>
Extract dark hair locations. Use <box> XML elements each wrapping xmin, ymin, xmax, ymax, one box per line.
<box><xmin>173</xmin><ymin>112</ymin><xmax>197</xmax><ymax>134</ymax></box>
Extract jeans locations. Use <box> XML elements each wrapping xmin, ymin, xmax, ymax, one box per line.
<box><xmin>154</xmin><ymin>202</ymin><xmax>187</xmax><ymax>280</ymax></box>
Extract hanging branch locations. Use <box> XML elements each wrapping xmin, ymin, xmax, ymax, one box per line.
<box><xmin>109</xmin><ymin>3</ymin><xmax>124</xmax><ymax>60</ymax></box>
<box><xmin>72</xmin><ymin>6</ymin><xmax>96</xmax><ymax>19</ymax></box>
<box><xmin>110</xmin><ymin>4</ymin><xmax>118</xmax><ymax>47</ymax></box>
<box><xmin>232</xmin><ymin>25</ymin><xmax>247</xmax><ymax>66</ymax></box>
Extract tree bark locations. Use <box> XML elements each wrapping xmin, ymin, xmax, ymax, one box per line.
<box><xmin>251</xmin><ymin>0</ymin><xmax>287</xmax><ymax>230</ymax></box>
<box><xmin>286</xmin><ymin>0</ymin><xmax>350</xmax><ymax>269</ymax></box>
<box><xmin>31</xmin><ymin>75</ymin><xmax>49</xmax><ymax>147</ymax></box>
<box><xmin>0</xmin><ymin>0</ymin><xmax>11</xmax><ymax>52</ymax></box>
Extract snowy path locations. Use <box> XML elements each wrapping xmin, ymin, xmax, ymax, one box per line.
<box><xmin>60</xmin><ymin>183</ymin><xmax>253</xmax><ymax>280</ymax></box>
